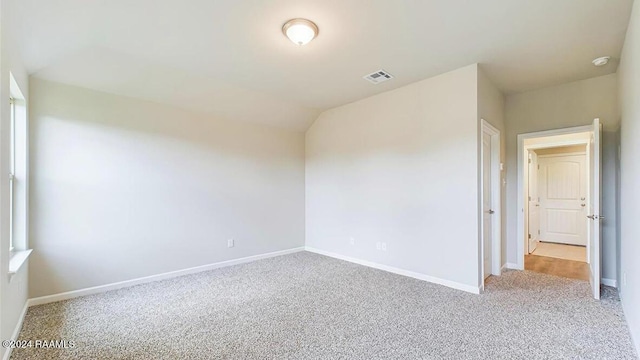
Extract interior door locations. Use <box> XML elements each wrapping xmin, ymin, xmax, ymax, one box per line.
<box><xmin>482</xmin><ymin>132</ymin><xmax>492</xmax><ymax>279</ymax></box>
<box><xmin>538</xmin><ymin>154</ymin><xmax>587</xmax><ymax>246</ymax></box>
<box><xmin>528</xmin><ymin>151</ymin><xmax>539</xmax><ymax>253</ymax></box>
<box><xmin>588</xmin><ymin>118</ymin><xmax>602</xmax><ymax>300</ymax></box>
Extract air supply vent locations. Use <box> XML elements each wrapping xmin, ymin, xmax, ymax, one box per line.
<box><xmin>363</xmin><ymin>69</ymin><xmax>394</xmax><ymax>84</ymax></box>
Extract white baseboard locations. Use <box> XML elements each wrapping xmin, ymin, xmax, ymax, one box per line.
<box><xmin>305</xmin><ymin>247</ymin><xmax>480</xmax><ymax>294</ymax></box>
<box><xmin>503</xmin><ymin>262</ymin><xmax>520</xmax><ymax>270</ymax></box>
<box><xmin>28</xmin><ymin>247</ymin><xmax>305</xmax><ymax>307</ymax></box>
<box><xmin>3</xmin><ymin>302</ymin><xmax>29</xmax><ymax>360</ymax></box>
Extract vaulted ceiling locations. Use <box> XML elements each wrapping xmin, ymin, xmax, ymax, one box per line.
<box><xmin>12</xmin><ymin>0</ymin><xmax>634</xmax><ymax>131</ymax></box>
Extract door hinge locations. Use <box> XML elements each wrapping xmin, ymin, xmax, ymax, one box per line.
<box><xmin>538</xmin><ymin>230</ymin><xmax>540</xmax><ymax>235</ymax></box>
<box><xmin>528</xmin><ymin>196</ymin><xmax>531</xmax><ymax>201</ymax></box>
<box><xmin>537</xmin><ymin>164</ymin><xmax>540</xmax><ymax>169</ymax></box>
<box><xmin>528</xmin><ymin>234</ymin><xmax>531</xmax><ymax>239</ymax></box>
<box><xmin>528</xmin><ymin>159</ymin><xmax>532</xmax><ymax>164</ymax></box>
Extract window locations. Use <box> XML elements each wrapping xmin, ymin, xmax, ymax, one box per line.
<box><xmin>8</xmin><ymin>73</ymin><xmax>27</xmax><ymax>256</ymax></box>
<box><xmin>8</xmin><ymin>73</ymin><xmax>31</xmax><ymax>276</ymax></box>
<box><xmin>9</xmin><ymin>97</ymin><xmax>15</xmax><ymax>252</ymax></box>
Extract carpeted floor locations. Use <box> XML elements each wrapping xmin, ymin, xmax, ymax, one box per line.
<box><xmin>11</xmin><ymin>252</ymin><xmax>638</xmax><ymax>359</ymax></box>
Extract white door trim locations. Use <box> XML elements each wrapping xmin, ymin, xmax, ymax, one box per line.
<box><xmin>480</xmin><ymin>119</ymin><xmax>501</xmax><ymax>288</ymax></box>
<box><xmin>516</xmin><ymin>125</ymin><xmax>592</xmax><ymax>270</ymax></box>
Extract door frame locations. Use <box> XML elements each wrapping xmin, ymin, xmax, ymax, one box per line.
<box><xmin>480</xmin><ymin>119</ymin><xmax>501</xmax><ymax>286</ymax></box>
<box><xmin>516</xmin><ymin>125</ymin><xmax>592</xmax><ymax>270</ymax></box>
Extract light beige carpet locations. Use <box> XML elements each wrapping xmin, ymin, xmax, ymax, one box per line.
<box><xmin>11</xmin><ymin>252</ymin><xmax>637</xmax><ymax>359</ymax></box>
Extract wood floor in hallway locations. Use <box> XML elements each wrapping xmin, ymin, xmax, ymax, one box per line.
<box><xmin>525</xmin><ymin>254</ymin><xmax>590</xmax><ymax>281</ymax></box>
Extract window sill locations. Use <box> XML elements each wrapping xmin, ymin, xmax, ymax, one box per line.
<box><xmin>9</xmin><ymin>249</ymin><xmax>33</xmax><ymax>276</ymax></box>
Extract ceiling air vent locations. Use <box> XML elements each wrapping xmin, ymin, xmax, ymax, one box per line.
<box><xmin>363</xmin><ymin>69</ymin><xmax>394</xmax><ymax>84</ymax></box>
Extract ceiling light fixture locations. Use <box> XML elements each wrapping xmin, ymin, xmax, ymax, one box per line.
<box><xmin>592</xmin><ymin>56</ymin><xmax>611</xmax><ymax>67</ymax></box>
<box><xmin>282</xmin><ymin>18</ymin><xmax>318</xmax><ymax>46</ymax></box>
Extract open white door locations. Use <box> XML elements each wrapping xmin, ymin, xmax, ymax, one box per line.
<box><xmin>528</xmin><ymin>151</ymin><xmax>540</xmax><ymax>253</ymax></box>
<box><xmin>482</xmin><ymin>132</ymin><xmax>493</xmax><ymax>279</ymax></box>
<box><xmin>588</xmin><ymin>118</ymin><xmax>602</xmax><ymax>300</ymax></box>
<box><xmin>481</xmin><ymin>120</ymin><xmax>501</xmax><ymax>281</ymax></box>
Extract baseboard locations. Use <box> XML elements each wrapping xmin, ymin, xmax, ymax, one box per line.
<box><xmin>602</xmin><ymin>278</ymin><xmax>617</xmax><ymax>288</ymax></box>
<box><xmin>2</xmin><ymin>302</ymin><xmax>29</xmax><ymax>360</ymax></box>
<box><xmin>28</xmin><ymin>247</ymin><xmax>305</xmax><ymax>307</ymax></box>
<box><xmin>503</xmin><ymin>262</ymin><xmax>520</xmax><ymax>270</ymax></box>
<box><xmin>305</xmin><ymin>247</ymin><xmax>480</xmax><ymax>294</ymax></box>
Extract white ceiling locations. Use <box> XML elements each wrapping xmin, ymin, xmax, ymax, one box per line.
<box><xmin>13</xmin><ymin>0</ymin><xmax>633</xmax><ymax>131</ymax></box>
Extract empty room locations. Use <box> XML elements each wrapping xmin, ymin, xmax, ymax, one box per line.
<box><xmin>1</xmin><ymin>0</ymin><xmax>639</xmax><ymax>359</ymax></box>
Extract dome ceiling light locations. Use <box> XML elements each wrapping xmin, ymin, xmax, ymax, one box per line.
<box><xmin>282</xmin><ymin>18</ymin><xmax>318</xmax><ymax>46</ymax></box>
<box><xmin>592</xmin><ymin>56</ymin><xmax>611</xmax><ymax>67</ymax></box>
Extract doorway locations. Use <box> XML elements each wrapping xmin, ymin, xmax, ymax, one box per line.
<box><xmin>516</xmin><ymin>120</ymin><xmax>603</xmax><ymax>299</ymax></box>
<box><xmin>480</xmin><ymin>119</ymin><xmax>501</xmax><ymax>286</ymax></box>
<box><xmin>528</xmin><ymin>145</ymin><xmax>588</xmax><ymax>262</ymax></box>
<box><xmin>525</xmin><ymin>144</ymin><xmax>590</xmax><ymax>282</ymax></box>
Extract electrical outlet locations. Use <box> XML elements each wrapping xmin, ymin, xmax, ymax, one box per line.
<box><xmin>376</xmin><ymin>242</ymin><xmax>381</xmax><ymax>250</ymax></box>
<box><xmin>349</xmin><ymin>237</ymin><xmax>355</xmax><ymax>245</ymax></box>
<box><xmin>381</xmin><ymin>242</ymin><xmax>387</xmax><ymax>251</ymax></box>
<box><xmin>227</xmin><ymin>239</ymin><xmax>234</xmax><ymax>248</ymax></box>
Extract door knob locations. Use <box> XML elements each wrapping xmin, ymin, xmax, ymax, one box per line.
<box><xmin>488</xmin><ymin>209</ymin><xmax>495</xmax><ymax>214</ymax></box>
<box><xmin>600</xmin><ymin>215</ymin><xmax>606</xmax><ymax>220</ymax></box>
<box><xmin>587</xmin><ymin>215</ymin><xmax>595</xmax><ymax>219</ymax></box>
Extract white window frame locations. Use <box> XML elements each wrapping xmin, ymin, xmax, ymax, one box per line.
<box><xmin>9</xmin><ymin>97</ymin><xmax>16</xmax><ymax>253</ymax></box>
<box><xmin>7</xmin><ymin>73</ymin><xmax>32</xmax><ymax>278</ymax></box>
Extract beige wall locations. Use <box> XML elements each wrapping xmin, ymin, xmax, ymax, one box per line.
<box><xmin>29</xmin><ymin>78</ymin><xmax>306</xmax><ymax>298</ymax></box>
<box><xmin>0</xmin><ymin>1</ymin><xmax>30</xmax><ymax>358</ymax></box>
<box><xmin>505</xmin><ymin>74</ymin><xmax>619</xmax><ymax>281</ymax></box>
<box><xmin>618</xmin><ymin>0</ymin><xmax>640</xmax><ymax>353</ymax></box>
<box><xmin>305</xmin><ymin>64</ymin><xmax>481</xmax><ymax>290</ymax></box>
